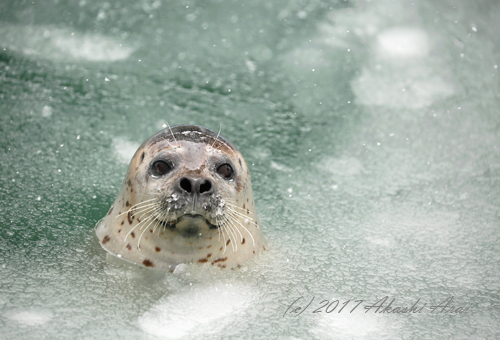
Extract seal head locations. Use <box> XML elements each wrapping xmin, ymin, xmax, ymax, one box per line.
<box><xmin>96</xmin><ymin>125</ymin><xmax>267</xmax><ymax>270</ymax></box>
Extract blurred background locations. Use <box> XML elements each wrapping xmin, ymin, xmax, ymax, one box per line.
<box><xmin>0</xmin><ymin>0</ymin><xmax>499</xmax><ymax>338</ymax></box>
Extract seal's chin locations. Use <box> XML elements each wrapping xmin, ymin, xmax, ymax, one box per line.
<box><xmin>157</xmin><ymin>214</ymin><xmax>218</xmax><ymax>237</ymax></box>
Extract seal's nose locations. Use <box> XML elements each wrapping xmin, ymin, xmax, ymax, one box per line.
<box><xmin>177</xmin><ymin>177</ymin><xmax>214</xmax><ymax>196</ymax></box>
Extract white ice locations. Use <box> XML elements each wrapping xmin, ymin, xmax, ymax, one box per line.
<box><xmin>112</xmin><ymin>137</ymin><xmax>140</xmax><ymax>165</ymax></box>
<box><xmin>6</xmin><ymin>310</ymin><xmax>53</xmax><ymax>327</ymax></box>
<box><xmin>0</xmin><ymin>24</ymin><xmax>136</xmax><ymax>62</ymax></box>
<box><xmin>138</xmin><ymin>282</ymin><xmax>253</xmax><ymax>339</ymax></box>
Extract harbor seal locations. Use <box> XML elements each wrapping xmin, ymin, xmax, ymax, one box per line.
<box><xmin>95</xmin><ymin>125</ymin><xmax>267</xmax><ymax>271</ymax></box>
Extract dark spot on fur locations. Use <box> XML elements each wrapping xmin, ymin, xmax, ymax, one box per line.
<box><xmin>126</xmin><ymin>243</ymin><xmax>132</xmax><ymax>250</ymax></box>
<box><xmin>263</xmin><ymin>246</ymin><xmax>267</xmax><ymax>250</ymax></box>
<box><xmin>107</xmin><ymin>207</ymin><xmax>113</xmax><ymax>215</ymax></box>
<box><xmin>238</xmin><ymin>158</ymin><xmax>242</xmax><ymax>167</ymax></box>
<box><xmin>149</xmin><ymin>230</ymin><xmax>153</xmax><ymax>233</ymax></box>
<box><xmin>198</xmin><ymin>258</ymin><xmax>208</xmax><ymax>263</ymax></box>
<box><xmin>118</xmin><ymin>229</ymin><xmax>121</xmax><ymax>233</ymax></box>
<box><xmin>235</xmin><ymin>175</ymin><xmax>244</xmax><ymax>192</ymax></box>
<box><xmin>128</xmin><ymin>211</ymin><xmax>133</xmax><ymax>225</ymax></box>
<box><xmin>207</xmin><ymin>253</ymin><xmax>212</xmax><ymax>258</ymax></box>
<box><xmin>241</xmin><ymin>238</ymin><xmax>245</xmax><ymax>244</ymax></box>
<box><xmin>155</xmin><ymin>247</ymin><xmax>161</xmax><ymax>252</ymax></box>
<box><xmin>212</xmin><ymin>257</ymin><xmax>227</xmax><ymax>264</ymax></box>
<box><xmin>140</xmin><ymin>152</ymin><xmax>145</xmax><ymax>164</ymax></box>
<box><xmin>220</xmin><ymin>247</ymin><xmax>223</xmax><ymax>251</ymax></box>
<box><xmin>126</xmin><ymin>201</ymin><xmax>130</xmax><ymax>207</ymax></box>
<box><xmin>127</xmin><ymin>179</ymin><xmax>132</xmax><ymax>187</ymax></box>
<box><xmin>243</xmin><ymin>203</ymin><xmax>246</xmax><ymax>209</ymax></box>
<box><xmin>131</xmin><ymin>232</ymin><xmax>135</xmax><ymax>238</ymax></box>
<box><xmin>102</xmin><ymin>235</ymin><xmax>111</xmax><ymax>244</ymax></box>
<box><xmin>247</xmin><ymin>209</ymin><xmax>250</xmax><ymax>215</ymax></box>
<box><xmin>253</xmin><ymin>251</ymin><xmax>255</xmax><ymax>254</ymax></box>
<box><xmin>143</xmin><ymin>259</ymin><xmax>154</xmax><ymax>267</ymax></box>
<box><xmin>226</xmin><ymin>239</ymin><xmax>231</xmax><ymax>245</ymax></box>
<box><xmin>207</xmin><ymin>245</ymin><xmax>212</xmax><ymax>249</ymax></box>
<box><xmin>121</xmin><ymin>221</ymin><xmax>124</xmax><ymax>225</ymax></box>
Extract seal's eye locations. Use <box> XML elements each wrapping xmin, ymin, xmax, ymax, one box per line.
<box><xmin>151</xmin><ymin>161</ymin><xmax>171</xmax><ymax>177</ymax></box>
<box><xmin>217</xmin><ymin>164</ymin><xmax>233</xmax><ymax>179</ymax></box>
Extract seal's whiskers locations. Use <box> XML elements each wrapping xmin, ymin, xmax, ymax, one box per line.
<box><xmin>137</xmin><ymin>205</ymin><xmax>163</xmax><ymax>250</ymax></box>
<box><xmin>124</xmin><ymin>204</ymin><xmax>159</xmax><ymax>244</ymax></box>
<box><xmin>115</xmin><ymin>198</ymin><xmax>157</xmax><ymax>218</ymax></box>
<box><xmin>225</xmin><ymin>210</ymin><xmax>256</xmax><ymax>247</ymax></box>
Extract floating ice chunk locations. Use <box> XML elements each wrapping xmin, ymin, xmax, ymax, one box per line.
<box><xmin>138</xmin><ymin>283</ymin><xmax>253</xmax><ymax>339</ymax></box>
<box><xmin>351</xmin><ymin>66</ymin><xmax>455</xmax><ymax>109</ymax></box>
<box><xmin>41</xmin><ymin>105</ymin><xmax>53</xmax><ymax>118</ymax></box>
<box><xmin>317</xmin><ymin>157</ymin><xmax>363</xmax><ymax>177</ymax></box>
<box><xmin>311</xmin><ymin>308</ymin><xmax>389</xmax><ymax>339</ymax></box>
<box><xmin>112</xmin><ymin>137</ymin><xmax>140</xmax><ymax>164</ymax></box>
<box><xmin>376</xmin><ymin>27</ymin><xmax>429</xmax><ymax>59</ymax></box>
<box><xmin>7</xmin><ymin>310</ymin><xmax>53</xmax><ymax>327</ymax></box>
<box><xmin>270</xmin><ymin>161</ymin><xmax>293</xmax><ymax>172</ymax></box>
<box><xmin>0</xmin><ymin>24</ymin><xmax>136</xmax><ymax>62</ymax></box>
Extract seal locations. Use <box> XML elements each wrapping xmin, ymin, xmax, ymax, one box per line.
<box><xmin>95</xmin><ymin>125</ymin><xmax>267</xmax><ymax>271</ymax></box>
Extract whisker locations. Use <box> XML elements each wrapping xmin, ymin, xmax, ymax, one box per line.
<box><xmin>115</xmin><ymin>204</ymin><xmax>157</xmax><ymax>220</ymax></box>
<box><xmin>220</xmin><ymin>223</ymin><xmax>231</xmax><ymax>254</ymax></box>
<box><xmin>226</xmin><ymin>206</ymin><xmax>258</xmax><ymax>225</ymax></box>
<box><xmin>224</xmin><ymin>215</ymin><xmax>244</xmax><ymax>243</ymax></box>
<box><xmin>216</xmin><ymin>216</ymin><xmax>222</xmax><ymax>242</ymax></box>
<box><xmin>225</xmin><ymin>211</ymin><xmax>256</xmax><ymax>246</ymax></box>
<box><xmin>224</xmin><ymin>202</ymin><xmax>255</xmax><ymax>217</ymax></box>
<box><xmin>166</xmin><ymin>121</ymin><xmax>178</xmax><ymax>145</ymax></box>
<box><xmin>124</xmin><ymin>205</ymin><xmax>159</xmax><ymax>243</ymax></box>
<box><xmin>137</xmin><ymin>205</ymin><xmax>163</xmax><ymax>250</ymax></box>
<box><xmin>114</xmin><ymin>199</ymin><xmax>158</xmax><ymax>218</ymax></box>
<box><xmin>222</xmin><ymin>219</ymin><xmax>237</xmax><ymax>252</ymax></box>
<box><xmin>211</xmin><ymin>123</ymin><xmax>222</xmax><ymax>148</ymax></box>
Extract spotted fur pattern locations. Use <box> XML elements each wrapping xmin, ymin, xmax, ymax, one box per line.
<box><xmin>95</xmin><ymin>125</ymin><xmax>267</xmax><ymax>271</ymax></box>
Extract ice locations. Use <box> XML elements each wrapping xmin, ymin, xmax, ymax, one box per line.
<box><xmin>41</xmin><ymin>105</ymin><xmax>53</xmax><ymax>118</ymax></box>
<box><xmin>138</xmin><ymin>283</ymin><xmax>253</xmax><ymax>339</ymax></box>
<box><xmin>6</xmin><ymin>310</ymin><xmax>53</xmax><ymax>327</ymax></box>
<box><xmin>311</xmin><ymin>309</ymin><xmax>389</xmax><ymax>339</ymax></box>
<box><xmin>0</xmin><ymin>24</ymin><xmax>135</xmax><ymax>62</ymax></box>
<box><xmin>376</xmin><ymin>27</ymin><xmax>429</xmax><ymax>59</ymax></box>
<box><xmin>112</xmin><ymin>137</ymin><xmax>140</xmax><ymax>165</ymax></box>
<box><xmin>1</xmin><ymin>0</ymin><xmax>499</xmax><ymax>338</ymax></box>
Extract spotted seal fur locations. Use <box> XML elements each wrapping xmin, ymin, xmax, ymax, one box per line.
<box><xmin>95</xmin><ymin>125</ymin><xmax>267</xmax><ymax>271</ymax></box>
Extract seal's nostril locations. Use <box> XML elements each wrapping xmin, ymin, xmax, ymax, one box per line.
<box><xmin>199</xmin><ymin>180</ymin><xmax>212</xmax><ymax>194</ymax></box>
<box><xmin>180</xmin><ymin>178</ymin><xmax>192</xmax><ymax>193</ymax></box>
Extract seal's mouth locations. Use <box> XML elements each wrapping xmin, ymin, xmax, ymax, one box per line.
<box><xmin>156</xmin><ymin>214</ymin><xmax>219</xmax><ymax>237</ymax></box>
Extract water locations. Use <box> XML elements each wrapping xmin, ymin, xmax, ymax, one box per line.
<box><xmin>1</xmin><ymin>0</ymin><xmax>499</xmax><ymax>338</ymax></box>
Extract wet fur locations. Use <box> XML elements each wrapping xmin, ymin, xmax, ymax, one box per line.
<box><xmin>95</xmin><ymin>125</ymin><xmax>267</xmax><ymax>271</ymax></box>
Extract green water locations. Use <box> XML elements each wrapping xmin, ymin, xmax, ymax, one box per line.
<box><xmin>1</xmin><ymin>0</ymin><xmax>500</xmax><ymax>339</ymax></box>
